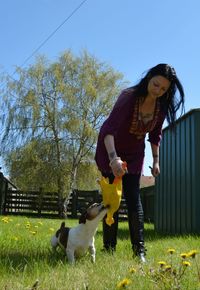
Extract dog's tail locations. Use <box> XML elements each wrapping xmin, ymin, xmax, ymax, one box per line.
<box><xmin>60</xmin><ymin>222</ymin><xmax>65</xmax><ymax>229</ymax></box>
<box><xmin>51</xmin><ymin>222</ymin><xmax>65</xmax><ymax>248</ymax></box>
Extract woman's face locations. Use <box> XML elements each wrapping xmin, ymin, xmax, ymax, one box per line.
<box><xmin>147</xmin><ymin>75</ymin><xmax>171</xmax><ymax>100</ymax></box>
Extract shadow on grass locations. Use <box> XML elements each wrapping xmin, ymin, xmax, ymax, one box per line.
<box><xmin>0</xmin><ymin>249</ymin><xmax>67</xmax><ymax>272</ymax></box>
<box><xmin>1</xmin><ymin>222</ymin><xmax>199</xmax><ymax>273</ymax></box>
<box><xmin>96</xmin><ymin>221</ymin><xmax>200</xmax><ymax>242</ymax></box>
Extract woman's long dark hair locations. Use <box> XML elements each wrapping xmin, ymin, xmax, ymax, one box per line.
<box><xmin>133</xmin><ymin>63</ymin><xmax>185</xmax><ymax>127</ymax></box>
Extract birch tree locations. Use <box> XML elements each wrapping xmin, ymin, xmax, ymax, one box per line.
<box><xmin>0</xmin><ymin>50</ymin><xmax>126</xmax><ymax>198</ymax></box>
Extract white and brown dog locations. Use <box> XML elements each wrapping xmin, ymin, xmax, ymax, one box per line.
<box><xmin>51</xmin><ymin>203</ymin><xmax>108</xmax><ymax>264</ymax></box>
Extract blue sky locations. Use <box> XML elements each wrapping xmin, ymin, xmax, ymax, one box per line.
<box><xmin>1</xmin><ymin>0</ymin><xmax>200</xmax><ymax>176</ymax></box>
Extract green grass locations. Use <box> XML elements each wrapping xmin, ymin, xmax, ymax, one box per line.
<box><xmin>0</xmin><ymin>215</ymin><xmax>200</xmax><ymax>290</ymax></box>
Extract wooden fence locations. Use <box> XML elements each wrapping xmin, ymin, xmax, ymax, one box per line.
<box><xmin>3</xmin><ymin>188</ymin><xmax>63</xmax><ymax>218</ymax></box>
<box><xmin>64</xmin><ymin>186</ymin><xmax>155</xmax><ymax>222</ymax></box>
<box><xmin>0</xmin><ymin>172</ymin><xmax>155</xmax><ymax>221</ymax></box>
<box><xmin>66</xmin><ymin>189</ymin><xmax>128</xmax><ymax>220</ymax></box>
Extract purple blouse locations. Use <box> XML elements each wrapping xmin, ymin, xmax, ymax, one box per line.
<box><xmin>95</xmin><ymin>88</ymin><xmax>166</xmax><ymax>174</ymax></box>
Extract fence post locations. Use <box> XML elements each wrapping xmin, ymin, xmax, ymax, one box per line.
<box><xmin>0</xmin><ymin>171</ymin><xmax>6</xmax><ymax>215</ymax></box>
<box><xmin>38</xmin><ymin>187</ymin><xmax>43</xmax><ymax>216</ymax></box>
<box><xmin>93</xmin><ymin>190</ymin><xmax>100</xmax><ymax>203</ymax></box>
<box><xmin>58</xmin><ymin>195</ymin><xmax>65</xmax><ymax>218</ymax></box>
<box><xmin>71</xmin><ymin>190</ymin><xmax>78</xmax><ymax>218</ymax></box>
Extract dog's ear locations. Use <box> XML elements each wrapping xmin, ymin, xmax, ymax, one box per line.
<box><xmin>79</xmin><ymin>210</ymin><xmax>88</xmax><ymax>224</ymax></box>
<box><xmin>96</xmin><ymin>178</ymin><xmax>100</xmax><ymax>184</ymax></box>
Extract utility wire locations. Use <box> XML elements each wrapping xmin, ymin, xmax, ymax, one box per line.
<box><xmin>20</xmin><ymin>0</ymin><xmax>88</xmax><ymax>68</ymax></box>
<box><xmin>0</xmin><ymin>0</ymin><xmax>88</xmax><ymax>89</ymax></box>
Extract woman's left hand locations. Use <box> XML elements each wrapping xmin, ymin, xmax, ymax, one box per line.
<box><xmin>151</xmin><ymin>162</ymin><xmax>160</xmax><ymax>177</ymax></box>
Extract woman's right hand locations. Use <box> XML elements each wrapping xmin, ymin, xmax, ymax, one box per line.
<box><xmin>109</xmin><ymin>157</ymin><xmax>126</xmax><ymax>177</ymax></box>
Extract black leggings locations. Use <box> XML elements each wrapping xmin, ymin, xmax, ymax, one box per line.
<box><xmin>123</xmin><ymin>174</ymin><xmax>143</xmax><ymax>211</ymax></box>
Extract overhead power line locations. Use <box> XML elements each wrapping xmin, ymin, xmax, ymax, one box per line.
<box><xmin>20</xmin><ymin>0</ymin><xmax>88</xmax><ymax>68</ymax></box>
<box><xmin>0</xmin><ymin>0</ymin><xmax>88</xmax><ymax>89</ymax></box>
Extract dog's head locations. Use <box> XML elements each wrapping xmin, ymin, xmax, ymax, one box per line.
<box><xmin>79</xmin><ymin>203</ymin><xmax>108</xmax><ymax>224</ymax></box>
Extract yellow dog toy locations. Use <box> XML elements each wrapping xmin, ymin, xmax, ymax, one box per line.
<box><xmin>98</xmin><ymin>162</ymin><xmax>127</xmax><ymax>226</ymax></box>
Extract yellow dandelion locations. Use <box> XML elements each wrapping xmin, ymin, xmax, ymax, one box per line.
<box><xmin>182</xmin><ymin>261</ymin><xmax>191</xmax><ymax>267</ymax></box>
<box><xmin>12</xmin><ymin>236</ymin><xmax>19</xmax><ymax>241</ymax></box>
<box><xmin>38</xmin><ymin>221</ymin><xmax>43</xmax><ymax>226</ymax></box>
<box><xmin>117</xmin><ymin>278</ymin><xmax>132</xmax><ymax>288</ymax></box>
<box><xmin>49</xmin><ymin>228</ymin><xmax>55</xmax><ymax>232</ymax></box>
<box><xmin>180</xmin><ymin>253</ymin><xmax>188</xmax><ymax>259</ymax></box>
<box><xmin>129</xmin><ymin>267</ymin><xmax>136</xmax><ymax>273</ymax></box>
<box><xmin>167</xmin><ymin>248</ymin><xmax>175</xmax><ymax>254</ymax></box>
<box><xmin>2</xmin><ymin>217</ymin><xmax>11</xmax><ymax>223</ymax></box>
<box><xmin>29</xmin><ymin>231</ymin><xmax>37</xmax><ymax>235</ymax></box>
<box><xmin>165</xmin><ymin>265</ymin><xmax>172</xmax><ymax>271</ymax></box>
<box><xmin>158</xmin><ymin>261</ymin><xmax>167</xmax><ymax>267</ymax></box>
<box><xmin>187</xmin><ymin>250</ymin><xmax>198</xmax><ymax>258</ymax></box>
<box><xmin>16</xmin><ymin>223</ymin><xmax>21</xmax><ymax>227</ymax></box>
<box><xmin>34</xmin><ymin>225</ymin><xmax>38</xmax><ymax>228</ymax></box>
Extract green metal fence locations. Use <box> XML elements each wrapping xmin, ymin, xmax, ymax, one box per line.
<box><xmin>155</xmin><ymin>109</ymin><xmax>200</xmax><ymax>234</ymax></box>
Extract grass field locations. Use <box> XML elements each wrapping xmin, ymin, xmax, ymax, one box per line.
<box><xmin>0</xmin><ymin>215</ymin><xmax>200</xmax><ymax>290</ymax></box>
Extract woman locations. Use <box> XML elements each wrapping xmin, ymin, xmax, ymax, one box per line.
<box><xmin>95</xmin><ymin>64</ymin><xmax>185</xmax><ymax>262</ymax></box>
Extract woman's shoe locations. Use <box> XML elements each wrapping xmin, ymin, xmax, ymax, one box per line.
<box><xmin>132</xmin><ymin>243</ymin><xmax>147</xmax><ymax>263</ymax></box>
<box><xmin>137</xmin><ymin>252</ymin><xmax>146</xmax><ymax>263</ymax></box>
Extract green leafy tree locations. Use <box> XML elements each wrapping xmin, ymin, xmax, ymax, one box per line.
<box><xmin>4</xmin><ymin>139</ymin><xmax>61</xmax><ymax>191</ymax></box>
<box><xmin>0</xmin><ymin>50</ymin><xmax>126</xmax><ymax>200</ymax></box>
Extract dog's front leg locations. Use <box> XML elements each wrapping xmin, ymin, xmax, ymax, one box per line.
<box><xmin>88</xmin><ymin>241</ymin><xmax>96</xmax><ymax>263</ymax></box>
<box><xmin>66</xmin><ymin>248</ymin><xmax>75</xmax><ymax>264</ymax></box>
